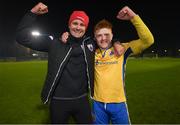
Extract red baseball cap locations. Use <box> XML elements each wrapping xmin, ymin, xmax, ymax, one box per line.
<box><xmin>69</xmin><ymin>11</ymin><xmax>89</xmax><ymax>29</ymax></box>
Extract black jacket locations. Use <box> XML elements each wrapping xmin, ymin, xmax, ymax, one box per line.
<box><xmin>16</xmin><ymin>12</ymin><xmax>95</xmax><ymax>104</ymax></box>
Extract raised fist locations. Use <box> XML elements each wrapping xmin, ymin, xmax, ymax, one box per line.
<box><xmin>31</xmin><ymin>2</ymin><xmax>48</xmax><ymax>15</ymax></box>
<box><xmin>116</xmin><ymin>6</ymin><xmax>136</xmax><ymax>20</ymax></box>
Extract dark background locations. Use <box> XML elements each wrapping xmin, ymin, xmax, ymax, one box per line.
<box><xmin>0</xmin><ymin>0</ymin><xmax>180</xmax><ymax>57</ymax></box>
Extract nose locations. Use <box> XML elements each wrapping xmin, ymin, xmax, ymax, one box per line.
<box><xmin>102</xmin><ymin>35</ymin><xmax>106</xmax><ymax>40</ymax></box>
<box><xmin>76</xmin><ymin>24</ymin><xmax>81</xmax><ymax>30</ymax></box>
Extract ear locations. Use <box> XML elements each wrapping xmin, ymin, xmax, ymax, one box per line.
<box><xmin>111</xmin><ymin>33</ymin><xmax>113</xmax><ymax>40</ymax></box>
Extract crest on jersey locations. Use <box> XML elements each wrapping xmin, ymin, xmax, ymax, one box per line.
<box><xmin>87</xmin><ymin>44</ymin><xmax>94</xmax><ymax>52</ymax></box>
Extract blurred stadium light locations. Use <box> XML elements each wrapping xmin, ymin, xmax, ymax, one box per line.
<box><xmin>31</xmin><ymin>31</ymin><xmax>40</xmax><ymax>36</ymax></box>
<box><xmin>31</xmin><ymin>30</ymin><xmax>53</xmax><ymax>40</ymax></box>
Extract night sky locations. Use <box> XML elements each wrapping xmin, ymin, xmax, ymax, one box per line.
<box><xmin>0</xmin><ymin>0</ymin><xmax>180</xmax><ymax>57</ymax></box>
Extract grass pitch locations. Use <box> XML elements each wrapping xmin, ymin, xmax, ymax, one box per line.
<box><xmin>0</xmin><ymin>58</ymin><xmax>180</xmax><ymax>123</ymax></box>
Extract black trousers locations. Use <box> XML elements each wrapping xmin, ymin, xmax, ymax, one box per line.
<box><xmin>50</xmin><ymin>96</ymin><xmax>92</xmax><ymax>124</ymax></box>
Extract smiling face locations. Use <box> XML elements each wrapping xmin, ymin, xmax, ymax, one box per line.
<box><xmin>69</xmin><ymin>19</ymin><xmax>86</xmax><ymax>38</ymax></box>
<box><xmin>94</xmin><ymin>19</ymin><xmax>113</xmax><ymax>49</ymax></box>
<box><xmin>95</xmin><ymin>28</ymin><xmax>113</xmax><ymax>49</ymax></box>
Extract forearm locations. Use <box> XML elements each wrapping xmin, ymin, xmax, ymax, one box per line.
<box><xmin>129</xmin><ymin>15</ymin><xmax>154</xmax><ymax>54</ymax></box>
<box><xmin>16</xmin><ymin>11</ymin><xmax>50</xmax><ymax>52</ymax></box>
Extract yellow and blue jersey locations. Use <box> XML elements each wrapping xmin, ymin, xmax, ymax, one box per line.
<box><xmin>93</xmin><ymin>15</ymin><xmax>154</xmax><ymax>103</ymax></box>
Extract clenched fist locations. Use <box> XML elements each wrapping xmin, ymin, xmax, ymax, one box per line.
<box><xmin>116</xmin><ymin>6</ymin><xmax>136</xmax><ymax>20</ymax></box>
<box><xmin>31</xmin><ymin>2</ymin><xmax>48</xmax><ymax>15</ymax></box>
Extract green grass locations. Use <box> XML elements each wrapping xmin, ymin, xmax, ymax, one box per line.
<box><xmin>126</xmin><ymin>58</ymin><xmax>180</xmax><ymax>124</ymax></box>
<box><xmin>0</xmin><ymin>61</ymin><xmax>49</xmax><ymax>123</ymax></box>
<box><xmin>0</xmin><ymin>58</ymin><xmax>180</xmax><ymax>124</ymax></box>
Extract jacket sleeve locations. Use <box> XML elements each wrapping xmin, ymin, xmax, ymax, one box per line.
<box><xmin>123</xmin><ymin>15</ymin><xmax>154</xmax><ymax>55</ymax></box>
<box><xmin>16</xmin><ymin>11</ymin><xmax>52</xmax><ymax>52</ymax></box>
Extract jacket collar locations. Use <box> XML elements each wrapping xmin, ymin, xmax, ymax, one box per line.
<box><xmin>68</xmin><ymin>34</ymin><xmax>87</xmax><ymax>45</ymax></box>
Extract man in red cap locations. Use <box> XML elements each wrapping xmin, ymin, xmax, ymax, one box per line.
<box><xmin>16</xmin><ymin>2</ymin><xmax>94</xmax><ymax>124</ymax></box>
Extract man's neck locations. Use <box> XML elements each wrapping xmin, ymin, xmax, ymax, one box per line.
<box><xmin>99</xmin><ymin>43</ymin><xmax>112</xmax><ymax>51</ymax></box>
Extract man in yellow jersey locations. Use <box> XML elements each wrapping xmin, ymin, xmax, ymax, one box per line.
<box><xmin>93</xmin><ymin>6</ymin><xmax>154</xmax><ymax>124</ymax></box>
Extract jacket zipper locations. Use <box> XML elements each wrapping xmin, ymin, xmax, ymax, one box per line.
<box><xmin>82</xmin><ymin>37</ymin><xmax>92</xmax><ymax>98</ymax></box>
<box><xmin>44</xmin><ymin>47</ymin><xmax>72</xmax><ymax>104</ymax></box>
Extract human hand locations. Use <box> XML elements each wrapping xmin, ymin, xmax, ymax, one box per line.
<box><xmin>113</xmin><ymin>42</ymin><xmax>125</xmax><ymax>57</ymax></box>
<box><xmin>116</xmin><ymin>6</ymin><xmax>136</xmax><ymax>20</ymax></box>
<box><xmin>31</xmin><ymin>2</ymin><xmax>48</xmax><ymax>15</ymax></box>
<box><xmin>60</xmin><ymin>32</ymin><xmax>69</xmax><ymax>43</ymax></box>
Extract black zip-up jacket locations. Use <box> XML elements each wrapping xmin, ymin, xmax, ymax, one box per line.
<box><xmin>16</xmin><ymin>11</ymin><xmax>95</xmax><ymax>104</ymax></box>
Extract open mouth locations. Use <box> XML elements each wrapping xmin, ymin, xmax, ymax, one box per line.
<box><xmin>73</xmin><ymin>30</ymin><xmax>82</xmax><ymax>34</ymax></box>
